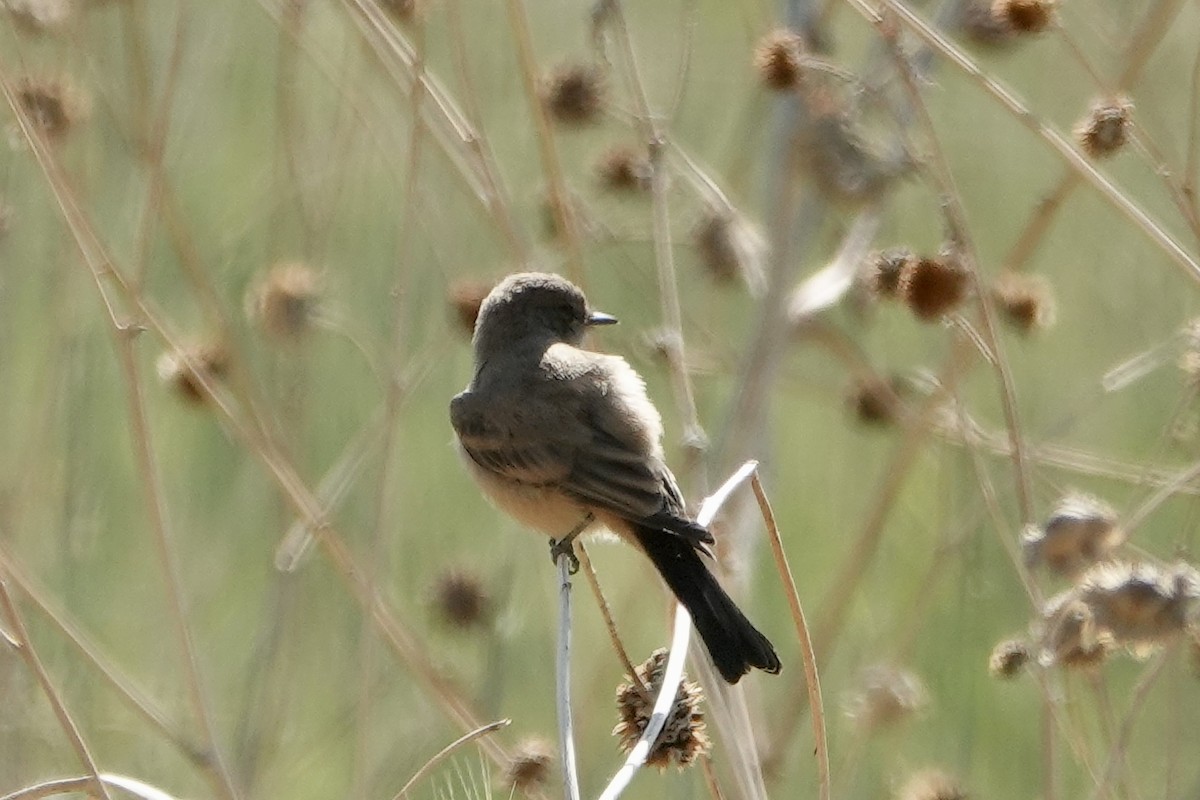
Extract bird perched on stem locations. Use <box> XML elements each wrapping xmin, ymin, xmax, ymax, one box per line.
<box><xmin>450</xmin><ymin>272</ymin><xmax>781</xmax><ymax>683</ymax></box>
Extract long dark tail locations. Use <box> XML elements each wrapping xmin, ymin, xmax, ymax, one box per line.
<box><xmin>634</xmin><ymin>525</ymin><xmax>781</xmax><ymax>683</ymax></box>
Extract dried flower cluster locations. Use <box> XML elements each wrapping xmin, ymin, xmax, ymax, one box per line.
<box><xmin>1023</xmin><ymin>492</ymin><xmax>1123</xmax><ymax>578</ymax></box>
<box><xmin>1037</xmin><ymin>561</ymin><xmax>1200</xmax><ymax>668</ymax></box>
<box><xmin>595</xmin><ymin>144</ymin><xmax>652</xmax><ymax>193</ymax></box>
<box><xmin>845</xmin><ymin>664</ymin><xmax>927</xmax><ymax>732</ymax></box>
<box><xmin>156</xmin><ymin>343</ymin><xmax>230</xmax><ymax>406</ymax></box>
<box><xmin>693</xmin><ymin>206</ymin><xmax>766</xmax><ymax>292</ymax></box>
<box><xmin>991</xmin><ymin>0</ymin><xmax>1056</xmax><ymax>33</ymax></box>
<box><xmin>542</xmin><ymin>62</ymin><xmax>605</xmax><ymax>126</ymax></box>
<box><xmin>847</xmin><ymin>373</ymin><xmax>907</xmax><ymax>426</ymax></box>
<box><xmin>503</xmin><ymin>738</ymin><xmax>554</xmax><ymax>792</ymax></box>
<box><xmin>14</xmin><ymin>75</ymin><xmax>89</xmax><ymax>140</ymax></box>
<box><xmin>429</xmin><ymin>567</ymin><xmax>492</xmax><ymax>629</ymax></box>
<box><xmin>897</xmin><ymin>768</ymin><xmax>969</xmax><ymax>800</ymax></box>
<box><xmin>1075</xmin><ymin>96</ymin><xmax>1133</xmax><ymax>159</ymax></box>
<box><xmin>613</xmin><ymin>649</ymin><xmax>710</xmax><ymax>769</ymax></box>
<box><xmin>447</xmin><ymin>278</ymin><xmax>494</xmax><ymax>337</ymax></box>
<box><xmin>898</xmin><ymin>252</ymin><xmax>970</xmax><ymax>321</ymax></box>
<box><xmin>248</xmin><ymin>262</ymin><xmax>322</xmax><ymax>342</ymax></box>
<box><xmin>988</xmin><ymin>638</ymin><xmax>1031</xmax><ymax>679</ymax></box>
<box><xmin>753</xmin><ymin>29</ymin><xmax>806</xmax><ymax>91</ymax></box>
<box><xmin>865</xmin><ymin>248</ymin><xmax>914</xmax><ymax>299</ymax></box>
<box><xmin>992</xmin><ymin>271</ymin><xmax>1056</xmax><ymax>333</ymax></box>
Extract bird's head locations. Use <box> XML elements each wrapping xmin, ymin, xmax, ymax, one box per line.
<box><xmin>472</xmin><ymin>272</ymin><xmax>617</xmax><ymax>357</ymax></box>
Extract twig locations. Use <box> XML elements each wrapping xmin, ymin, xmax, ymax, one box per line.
<box><xmin>555</xmin><ymin>553</ymin><xmax>582</xmax><ymax>800</ymax></box>
<box><xmin>0</xmin><ymin>774</ymin><xmax>180</xmax><ymax>800</ymax></box>
<box><xmin>390</xmin><ymin>719</ymin><xmax>511</xmax><ymax>800</ymax></box>
<box><xmin>0</xmin><ymin>574</ymin><xmax>113</xmax><ymax>800</ymax></box>
<box><xmin>750</xmin><ymin>473</ymin><xmax>829</xmax><ymax>800</ymax></box>
<box><xmin>577</xmin><ymin>542</ymin><xmax>649</xmax><ymax>696</ymax></box>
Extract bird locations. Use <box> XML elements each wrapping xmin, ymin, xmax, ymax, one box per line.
<box><xmin>449</xmin><ymin>272</ymin><xmax>781</xmax><ymax>683</ymax></box>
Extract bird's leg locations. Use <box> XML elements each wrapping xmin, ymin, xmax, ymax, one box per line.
<box><xmin>549</xmin><ymin>512</ymin><xmax>594</xmax><ymax>574</ymax></box>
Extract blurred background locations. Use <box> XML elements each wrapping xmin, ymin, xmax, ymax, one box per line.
<box><xmin>2</xmin><ymin>0</ymin><xmax>1199</xmax><ymax>797</ymax></box>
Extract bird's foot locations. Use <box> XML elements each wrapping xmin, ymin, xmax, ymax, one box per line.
<box><xmin>548</xmin><ymin>536</ymin><xmax>580</xmax><ymax>574</ymax></box>
<box><xmin>548</xmin><ymin>512</ymin><xmax>594</xmax><ymax>574</ymax></box>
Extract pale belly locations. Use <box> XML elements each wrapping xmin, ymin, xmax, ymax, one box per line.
<box><xmin>457</xmin><ymin>443</ymin><xmax>594</xmax><ymax>537</ymax></box>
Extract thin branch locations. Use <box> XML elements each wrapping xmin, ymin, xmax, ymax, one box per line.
<box><xmin>390</xmin><ymin>719</ymin><xmax>511</xmax><ymax>800</ymax></box>
<box><xmin>555</xmin><ymin>553</ymin><xmax>582</xmax><ymax>800</ymax></box>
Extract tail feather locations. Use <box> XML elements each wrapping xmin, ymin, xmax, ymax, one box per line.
<box><xmin>634</xmin><ymin>525</ymin><xmax>781</xmax><ymax>683</ymax></box>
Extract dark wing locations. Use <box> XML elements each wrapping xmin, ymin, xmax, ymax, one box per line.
<box><xmin>450</xmin><ymin>347</ymin><xmax>711</xmax><ymax>546</ymax></box>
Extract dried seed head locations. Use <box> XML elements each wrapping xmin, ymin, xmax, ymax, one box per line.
<box><xmin>992</xmin><ymin>271</ymin><xmax>1056</xmax><ymax>333</ymax></box>
<box><xmin>429</xmin><ymin>568</ymin><xmax>492</xmax><ymax>630</ymax></box>
<box><xmin>503</xmin><ymin>738</ymin><xmax>554</xmax><ymax>792</ymax></box>
<box><xmin>803</xmin><ymin>94</ymin><xmax>910</xmax><ymax>206</ymax></box>
<box><xmin>1075</xmin><ymin>96</ymin><xmax>1133</xmax><ymax>159</ymax></box>
<box><xmin>753</xmin><ymin>29</ymin><xmax>806</xmax><ymax>91</ymax></box>
<box><xmin>845</xmin><ymin>664</ymin><xmax>928</xmax><ymax>732</ymax></box>
<box><xmin>1076</xmin><ymin>561</ymin><xmax>1200</xmax><ymax>654</ymax></box>
<box><xmin>1022</xmin><ymin>492</ymin><xmax>1123</xmax><ymax>578</ymax></box>
<box><xmin>377</xmin><ymin>0</ymin><xmax>419</xmax><ymax>22</ymax></box>
<box><xmin>595</xmin><ymin>144</ymin><xmax>652</xmax><ymax>193</ymax></box>
<box><xmin>865</xmin><ymin>248</ymin><xmax>915</xmax><ymax>300</ymax></box>
<box><xmin>447</xmin><ymin>279</ymin><xmax>494</xmax><ymax>337</ymax></box>
<box><xmin>5</xmin><ymin>0</ymin><xmax>73</xmax><ymax>34</ymax></box>
<box><xmin>249</xmin><ymin>262</ymin><xmax>322</xmax><ymax>342</ymax></box>
<box><xmin>1038</xmin><ymin>591</ymin><xmax>1110</xmax><ymax>669</ymax></box>
<box><xmin>988</xmin><ymin>638</ymin><xmax>1031</xmax><ymax>679</ymax></box>
<box><xmin>693</xmin><ymin>207</ymin><xmax>766</xmax><ymax>292</ymax></box>
<box><xmin>898</xmin><ymin>252</ymin><xmax>970</xmax><ymax>321</ymax></box>
<box><xmin>991</xmin><ymin>0</ymin><xmax>1056</xmax><ymax>33</ymax></box>
<box><xmin>959</xmin><ymin>0</ymin><xmax>1016</xmax><ymax>47</ymax></box>
<box><xmin>614</xmin><ymin>649</ymin><xmax>710</xmax><ymax>770</ymax></box>
<box><xmin>14</xmin><ymin>75</ymin><xmax>89</xmax><ymax>140</ymax></box>
<box><xmin>156</xmin><ymin>343</ymin><xmax>230</xmax><ymax>406</ymax></box>
<box><xmin>847</xmin><ymin>374</ymin><xmax>907</xmax><ymax>426</ymax></box>
<box><xmin>542</xmin><ymin>62</ymin><xmax>605</xmax><ymax>126</ymax></box>
<box><xmin>897</xmin><ymin>769</ymin><xmax>968</xmax><ymax>800</ymax></box>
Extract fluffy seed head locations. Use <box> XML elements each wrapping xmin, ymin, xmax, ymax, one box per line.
<box><xmin>845</xmin><ymin>664</ymin><xmax>927</xmax><ymax>732</ymax></box>
<box><xmin>14</xmin><ymin>75</ymin><xmax>89</xmax><ymax>140</ymax></box>
<box><xmin>1022</xmin><ymin>492</ymin><xmax>1123</xmax><ymax>578</ymax></box>
<box><xmin>991</xmin><ymin>0</ymin><xmax>1056</xmax><ymax>33</ymax></box>
<box><xmin>693</xmin><ymin>207</ymin><xmax>766</xmax><ymax>292</ymax></box>
<box><xmin>847</xmin><ymin>374</ymin><xmax>907</xmax><ymax>426</ymax></box>
<box><xmin>988</xmin><ymin>638</ymin><xmax>1031</xmax><ymax>679</ymax></box>
<box><xmin>429</xmin><ymin>568</ymin><xmax>492</xmax><ymax>630</ymax></box>
<box><xmin>249</xmin><ymin>262</ymin><xmax>322</xmax><ymax>342</ymax></box>
<box><xmin>156</xmin><ymin>343</ymin><xmax>230</xmax><ymax>406</ymax></box>
<box><xmin>1076</xmin><ymin>561</ymin><xmax>1200</xmax><ymax>654</ymax></box>
<box><xmin>5</xmin><ymin>0</ymin><xmax>73</xmax><ymax>34</ymax></box>
<box><xmin>1075</xmin><ymin>96</ymin><xmax>1133</xmax><ymax>159</ymax></box>
<box><xmin>542</xmin><ymin>62</ymin><xmax>605</xmax><ymax>126</ymax></box>
<box><xmin>503</xmin><ymin>738</ymin><xmax>554</xmax><ymax>792</ymax></box>
<box><xmin>897</xmin><ymin>769</ymin><xmax>968</xmax><ymax>800</ymax></box>
<box><xmin>595</xmin><ymin>144</ymin><xmax>652</xmax><ymax>193</ymax></box>
<box><xmin>1038</xmin><ymin>591</ymin><xmax>1110</xmax><ymax>669</ymax></box>
<box><xmin>992</xmin><ymin>271</ymin><xmax>1056</xmax><ymax>333</ymax></box>
<box><xmin>866</xmin><ymin>248</ymin><xmax>915</xmax><ymax>300</ymax></box>
<box><xmin>447</xmin><ymin>279</ymin><xmax>494</xmax><ymax>337</ymax></box>
<box><xmin>753</xmin><ymin>29</ymin><xmax>806</xmax><ymax>91</ymax></box>
<box><xmin>614</xmin><ymin>649</ymin><xmax>710</xmax><ymax>770</ymax></box>
<box><xmin>898</xmin><ymin>252</ymin><xmax>970</xmax><ymax>321</ymax></box>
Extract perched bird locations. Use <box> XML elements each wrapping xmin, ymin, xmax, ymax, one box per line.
<box><xmin>450</xmin><ymin>272</ymin><xmax>781</xmax><ymax>683</ymax></box>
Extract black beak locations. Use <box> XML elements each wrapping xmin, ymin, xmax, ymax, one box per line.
<box><xmin>587</xmin><ymin>311</ymin><xmax>619</xmax><ymax>326</ymax></box>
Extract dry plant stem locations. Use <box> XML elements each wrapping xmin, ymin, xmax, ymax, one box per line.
<box><xmin>0</xmin><ymin>70</ymin><xmax>512</xmax><ymax>777</ymax></box>
<box><xmin>838</xmin><ymin>0</ymin><xmax>1200</xmax><ymax>283</ymax></box>
<box><xmin>555</xmin><ymin>554</ymin><xmax>583</xmax><ymax>800</ymax></box>
<box><xmin>882</xmin><ymin>20</ymin><xmax>1034</xmax><ymax>526</ymax></box>
<box><xmin>390</xmin><ymin>719</ymin><xmax>511</xmax><ymax>800</ymax></box>
<box><xmin>577</xmin><ymin>542</ymin><xmax>649</xmax><ymax>696</ymax></box>
<box><xmin>1086</xmin><ymin>653</ymin><xmax>1171</xmax><ymax>800</ymax></box>
<box><xmin>111</xmin><ymin>333</ymin><xmax>242</xmax><ymax>800</ymax></box>
<box><xmin>333</xmin><ymin>0</ymin><xmax>527</xmax><ymax>260</ymax></box>
<box><xmin>1122</xmin><ymin>456</ymin><xmax>1200</xmax><ymax>534</ymax></box>
<box><xmin>609</xmin><ymin>0</ymin><xmax>706</xmax><ymax>457</ymax></box>
<box><xmin>750</xmin><ymin>473</ymin><xmax>830</xmax><ymax>800</ymax></box>
<box><xmin>0</xmin><ymin>548</ymin><xmax>214</xmax><ymax>776</ymax></box>
<box><xmin>0</xmin><ymin>577</ymin><xmax>113</xmax><ymax>800</ymax></box>
<box><xmin>700</xmin><ymin>756</ymin><xmax>727</xmax><ymax>800</ymax></box>
<box><xmin>274</xmin><ymin>0</ymin><xmax>316</xmax><ymax>252</ymax></box>
<box><xmin>1002</xmin><ymin>172</ymin><xmax>1081</xmax><ymax>271</ymax></box>
<box><xmin>503</xmin><ymin>0</ymin><xmax>586</xmax><ymax>282</ymax></box>
<box><xmin>0</xmin><ymin>774</ymin><xmax>179</xmax><ymax>800</ymax></box>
